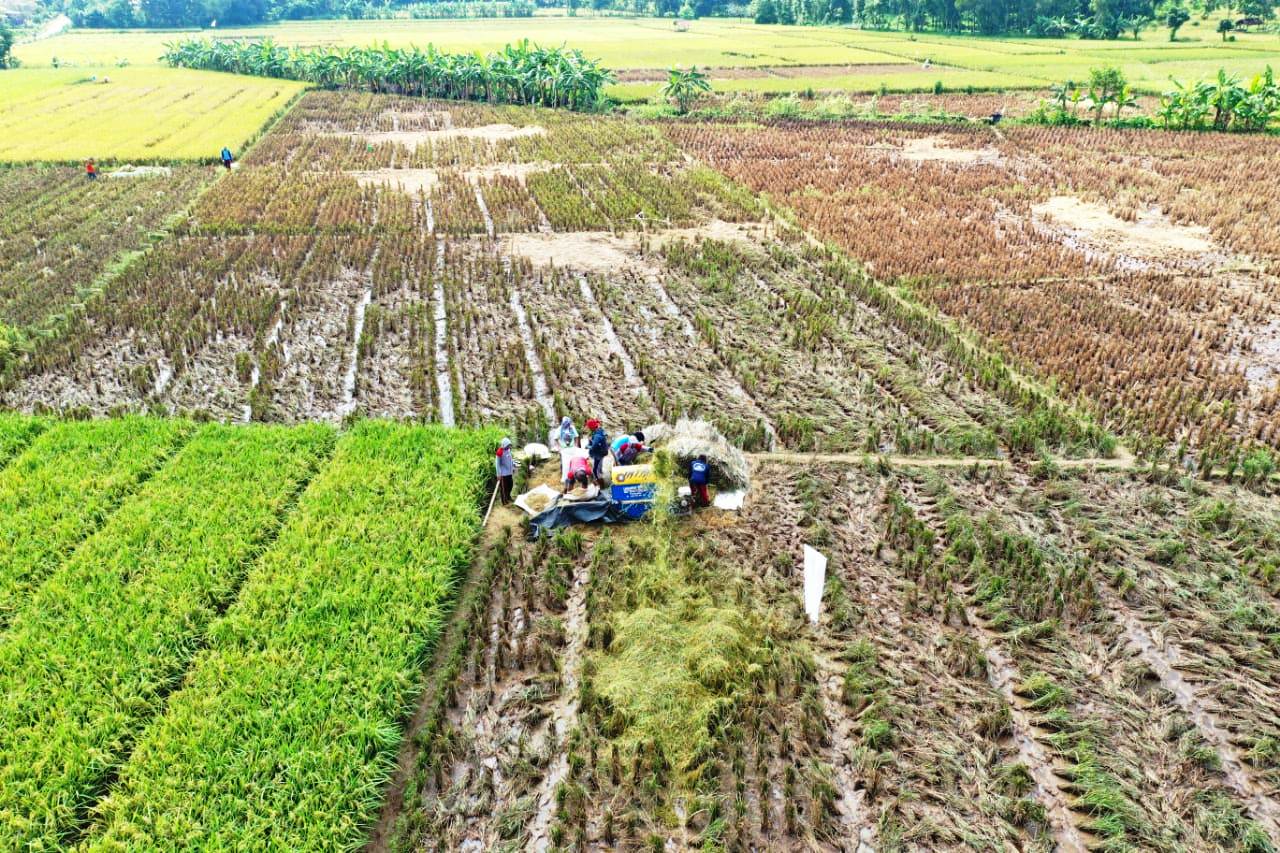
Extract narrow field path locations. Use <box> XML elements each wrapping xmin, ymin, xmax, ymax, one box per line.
<box><xmin>527</xmin><ymin>557</ymin><xmax>592</xmax><ymax>853</ymax></box>
<box><xmin>474</xmin><ymin>185</ymin><xmax>495</xmax><ymax>239</ymax></box>
<box><xmin>808</xmin><ymin>642</ymin><xmax>877</xmax><ymax>852</ymax></box>
<box><xmin>432</xmin><ymin>242</ymin><xmax>455</xmax><ymax>426</ymax></box>
<box><xmin>508</xmin><ymin>281</ymin><xmax>556</xmax><ymax>422</ymax></box>
<box><xmin>965</xmin><ymin>606</ymin><xmax>1091</xmax><ymax>853</ymax></box>
<box><xmin>340</xmin><ymin>288</ymin><xmax>373</xmax><ymax>419</ymax></box>
<box><xmin>1095</xmin><ymin>583</ymin><xmax>1280</xmax><ymax>841</ymax></box>
<box><xmin>749</xmin><ymin>448</ymin><xmax>1136</xmax><ymax>470</ymax></box>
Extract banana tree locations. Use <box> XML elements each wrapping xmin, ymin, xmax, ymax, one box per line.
<box><xmin>660</xmin><ymin>65</ymin><xmax>712</xmax><ymax>114</ymax></box>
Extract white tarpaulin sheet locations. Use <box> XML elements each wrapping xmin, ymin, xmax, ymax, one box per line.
<box><xmin>713</xmin><ymin>490</ymin><xmax>746</xmax><ymax>511</ymax></box>
<box><xmin>514</xmin><ymin>484</ymin><xmax>562</xmax><ymax>517</ymax></box>
<box><xmin>803</xmin><ymin>545</ymin><xmax>827</xmax><ymax>624</ymax></box>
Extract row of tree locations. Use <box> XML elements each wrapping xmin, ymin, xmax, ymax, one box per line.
<box><xmin>757</xmin><ymin>0</ymin><xmax>1274</xmax><ymax>33</ymax></box>
<box><xmin>163</xmin><ymin>37</ymin><xmax>614</xmax><ymax>109</ymax></box>
<box><xmin>1159</xmin><ymin>65</ymin><xmax>1280</xmax><ymax>129</ymax></box>
<box><xmin>0</xmin><ymin>22</ymin><xmax>14</xmax><ymax>69</ymax></box>
<box><xmin>1032</xmin><ymin>63</ymin><xmax>1279</xmax><ymax>130</ymax></box>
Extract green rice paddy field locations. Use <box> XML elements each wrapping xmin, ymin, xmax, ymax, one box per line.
<box><xmin>0</xmin><ymin>415</ymin><xmax>499</xmax><ymax>848</ymax></box>
<box><xmin>13</xmin><ymin>16</ymin><xmax>1280</xmax><ymax>101</ymax></box>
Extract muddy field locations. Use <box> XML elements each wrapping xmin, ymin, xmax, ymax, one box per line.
<box><xmin>2</xmin><ymin>93</ymin><xmax>1105</xmax><ymax>460</ymax></box>
<box><xmin>373</xmin><ymin>454</ymin><xmax>1280</xmax><ymax>851</ymax></box>
<box><xmin>670</xmin><ymin>120</ymin><xmax>1280</xmax><ymax>457</ymax></box>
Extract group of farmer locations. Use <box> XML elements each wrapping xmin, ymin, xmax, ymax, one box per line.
<box><xmin>83</xmin><ymin>147</ymin><xmax>234</xmax><ymax>181</ymax></box>
<box><xmin>495</xmin><ymin>416</ymin><xmax>710</xmax><ymax>509</ymax></box>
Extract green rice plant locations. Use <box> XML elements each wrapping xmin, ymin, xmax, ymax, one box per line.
<box><xmin>0</xmin><ymin>422</ymin><xmax>334</xmax><ymax>848</ymax></box>
<box><xmin>0</xmin><ymin>416</ymin><xmax>192</xmax><ymax>627</ymax></box>
<box><xmin>82</xmin><ymin>421</ymin><xmax>499</xmax><ymax>850</ymax></box>
<box><xmin>0</xmin><ymin>412</ymin><xmax>46</xmax><ymax>468</ymax></box>
<box><xmin>1015</xmin><ymin>671</ymin><xmax>1070</xmax><ymax>711</ymax></box>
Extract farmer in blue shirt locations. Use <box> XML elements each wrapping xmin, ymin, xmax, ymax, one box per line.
<box><xmin>586</xmin><ymin>418</ymin><xmax>608</xmax><ymax>483</ymax></box>
<box><xmin>220</xmin><ymin>146</ymin><xmax>234</xmax><ymax>170</ymax></box>
<box><xmin>689</xmin><ymin>454</ymin><xmax>710</xmax><ymax>508</ymax></box>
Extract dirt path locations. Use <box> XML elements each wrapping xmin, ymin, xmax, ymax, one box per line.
<box><xmin>965</xmin><ymin>606</ymin><xmax>1091</xmax><ymax>853</ymax></box>
<box><xmin>1096</xmin><ymin>584</ymin><xmax>1280</xmax><ymax>842</ymax></box>
<box><xmin>809</xmin><ymin>642</ymin><xmax>877</xmax><ymax>852</ymax></box>
<box><xmin>749</xmin><ymin>449</ymin><xmax>1136</xmax><ymax>470</ymax></box>
<box><xmin>508</xmin><ymin>281</ymin><xmax>555</xmax><ymax>422</ymax></box>
<box><xmin>432</xmin><ymin>242</ymin><xmax>456</xmax><ymax>426</ymax></box>
<box><xmin>526</xmin><ymin>557</ymin><xmax>591</xmax><ymax>852</ymax></box>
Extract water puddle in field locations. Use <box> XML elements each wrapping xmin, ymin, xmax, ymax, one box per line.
<box><xmin>474</xmin><ymin>184</ymin><xmax>495</xmax><ymax>239</ymax></box>
<box><xmin>348</xmin><ymin>169</ymin><xmax>439</xmax><ymax>196</ymax></box>
<box><xmin>506</xmin><ymin>263</ymin><xmax>556</xmax><ymax>421</ymax></box>
<box><xmin>242</xmin><ymin>302</ymin><xmax>287</xmax><ymax>423</ymax></box>
<box><xmin>1103</xmin><ymin>589</ymin><xmax>1280</xmax><ymax>837</ymax></box>
<box><xmin>433</xmin><ymin>242</ymin><xmax>456</xmax><ymax>427</ymax></box>
<box><xmin>339</xmin><ymin>288</ymin><xmax>372</xmax><ymax>419</ymax></box>
<box><xmin>575</xmin><ymin>274</ymin><xmax>645</xmax><ymax>399</ymax></box>
<box><xmin>895</xmin><ymin>135</ymin><xmax>1001</xmax><ymax>165</ymax></box>
<box><xmin>527</xmin><ymin>559</ymin><xmax>590</xmax><ymax>853</ymax></box>
<box><xmin>1033</xmin><ymin>196</ymin><xmax>1216</xmax><ymax>262</ymax></box>
<box><xmin>966</xmin><ymin>607</ymin><xmax>1091</xmax><ymax>853</ymax></box>
<box><xmin>501</xmin><ymin>221</ymin><xmax>768</xmax><ymax>274</ymax></box>
<box><xmin>810</xmin><ymin>643</ymin><xmax>876</xmax><ymax>851</ymax></box>
<box><xmin>152</xmin><ymin>358</ymin><xmax>174</xmax><ymax>398</ymax></box>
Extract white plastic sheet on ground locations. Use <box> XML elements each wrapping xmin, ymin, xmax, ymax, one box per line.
<box><xmin>713</xmin><ymin>490</ymin><xmax>746</xmax><ymax>511</ymax></box>
<box><xmin>514</xmin><ymin>484</ymin><xmax>561</xmax><ymax>517</ymax></box>
<box><xmin>803</xmin><ymin>545</ymin><xmax>828</xmax><ymax>625</ymax></box>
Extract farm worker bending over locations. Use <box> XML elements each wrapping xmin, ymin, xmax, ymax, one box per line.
<box><xmin>85</xmin><ymin>159</ymin><xmax>97</xmax><ymax>180</ymax></box>
<box><xmin>586</xmin><ymin>418</ymin><xmax>609</xmax><ymax>482</ymax></box>
<box><xmin>495</xmin><ymin>437</ymin><xmax>516</xmax><ymax>504</ymax></box>
<box><xmin>562</xmin><ymin>471</ymin><xmax>599</xmax><ymax>502</ymax></box>
<box><xmin>557</xmin><ymin>416</ymin><xmax>578</xmax><ymax>450</ymax></box>
<box><xmin>689</xmin><ymin>454</ymin><xmax>711</xmax><ymax>508</ymax></box>
<box><xmin>563</xmin><ymin>453</ymin><xmax>593</xmax><ymax>492</ymax></box>
<box><xmin>611</xmin><ymin>431</ymin><xmax>646</xmax><ymax>466</ymax></box>
<box><xmin>220</xmin><ymin>147</ymin><xmax>234</xmax><ymax>170</ymax></box>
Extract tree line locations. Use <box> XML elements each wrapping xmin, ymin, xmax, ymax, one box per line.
<box><xmin>758</xmin><ymin>0</ymin><xmax>1274</xmax><ymax>33</ymax></box>
<box><xmin>163</xmin><ymin>37</ymin><xmax>614</xmax><ymax>109</ymax></box>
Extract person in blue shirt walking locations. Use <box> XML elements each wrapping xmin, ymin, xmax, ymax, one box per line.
<box><xmin>220</xmin><ymin>146</ymin><xmax>234</xmax><ymax>170</ymax></box>
<box><xmin>585</xmin><ymin>418</ymin><xmax>608</xmax><ymax>483</ymax></box>
<box><xmin>689</xmin><ymin>454</ymin><xmax>711</xmax><ymax>508</ymax></box>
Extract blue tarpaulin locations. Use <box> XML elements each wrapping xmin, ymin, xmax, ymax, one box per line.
<box><xmin>527</xmin><ymin>496</ymin><xmax>633</xmax><ymax>540</ymax></box>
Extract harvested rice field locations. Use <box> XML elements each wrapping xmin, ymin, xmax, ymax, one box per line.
<box><xmin>3</xmin><ymin>68</ymin><xmax>1280</xmax><ymax>853</ymax></box>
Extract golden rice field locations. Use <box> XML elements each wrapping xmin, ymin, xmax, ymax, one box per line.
<box><xmin>0</xmin><ymin>67</ymin><xmax>306</xmax><ymax>162</ymax></box>
<box><xmin>13</xmin><ymin>17</ymin><xmax>1280</xmax><ymax>99</ymax></box>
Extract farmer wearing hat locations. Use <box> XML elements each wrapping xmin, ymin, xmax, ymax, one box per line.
<box><xmin>495</xmin><ymin>437</ymin><xmax>516</xmax><ymax>504</ymax></box>
<box><xmin>586</xmin><ymin>418</ymin><xmax>608</xmax><ymax>484</ymax></box>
